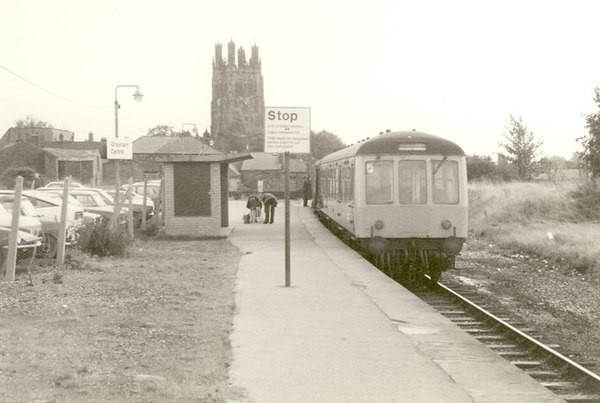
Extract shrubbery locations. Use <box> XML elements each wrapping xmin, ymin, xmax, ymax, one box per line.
<box><xmin>77</xmin><ymin>221</ymin><xmax>132</xmax><ymax>257</ymax></box>
<box><xmin>569</xmin><ymin>179</ymin><xmax>600</xmax><ymax>221</ymax></box>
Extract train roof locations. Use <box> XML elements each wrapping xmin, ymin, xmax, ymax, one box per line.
<box><xmin>317</xmin><ymin>130</ymin><xmax>465</xmax><ymax>164</ymax></box>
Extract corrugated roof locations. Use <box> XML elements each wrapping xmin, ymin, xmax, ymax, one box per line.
<box><xmin>133</xmin><ymin>136</ymin><xmax>220</xmax><ymax>155</ymax></box>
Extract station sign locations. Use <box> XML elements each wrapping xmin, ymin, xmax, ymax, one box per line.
<box><xmin>264</xmin><ymin>107</ymin><xmax>310</xmax><ymax>154</ymax></box>
<box><xmin>107</xmin><ymin>137</ymin><xmax>133</xmax><ymax>160</ymax></box>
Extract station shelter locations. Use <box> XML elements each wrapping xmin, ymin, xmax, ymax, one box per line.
<box><xmin>132</xmin><ymin>136</ymin><xmax>252</xmax><ymax>237</ymax></box>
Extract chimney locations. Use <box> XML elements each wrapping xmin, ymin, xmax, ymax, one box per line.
<box><xmin>88</xmin><ymin>132</ymin><xmax>94</xmax><ymax>142</ymax></box>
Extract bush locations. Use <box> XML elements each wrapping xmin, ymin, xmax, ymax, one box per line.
<box><xmin>569</xmin><ymin>179</ymin><xmax>600</xmax><ymax>221</ymax></box>
<box><xmin>77</xmin><ymin>221</ymin><xmax>132</xmax><ymax>257</ymax></box>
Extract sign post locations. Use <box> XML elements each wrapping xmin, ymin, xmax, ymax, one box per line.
<box><xmin>264</xmin><ymin>107</ymin><xmax>311</xmax><ymax>287</ymax></box>
<box><xmin>107</xmin><ymin>137</ymin><xmax>133</xmax><ymax>228</ymax></box>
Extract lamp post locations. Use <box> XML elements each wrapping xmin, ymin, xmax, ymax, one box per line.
<box><xmin>113</xmin><ymin>85</ymin><xmax>143</xmax><ymax>229</ymax></box>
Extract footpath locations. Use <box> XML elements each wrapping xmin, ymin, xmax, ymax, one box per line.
<box><xmin>226</xmin><ymin>200</ymin><xmax>563</xmax><ymax>403</ymax></box>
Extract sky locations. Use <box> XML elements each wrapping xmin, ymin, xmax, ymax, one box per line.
<box><xmin>2</xmin><ymin>0</ymin><xmax>600</xmax><ymax>159</ymax></box>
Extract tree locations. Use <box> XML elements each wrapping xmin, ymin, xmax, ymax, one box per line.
<box><xmin>538</xmin><ymin>156</ymin><xmax>567</xmax><ymax>182</ymax></box>
<box><xmin>147</xmin><ymin>125</ymin><xmax>176</xmax><ymax>137</ymax></box>
<box><xmin>15</xmin><ymin>115</ymin><xmax>52</xmax><ymax>128</ymax></box>
<box><xmin>466</xmin><ymin>155</ymin><xmax>496</xmax><ymax>181</ymax></box>
<box><xmin>578</xmin><ymin>87</ymin><xmax>600</xmax><ymax>177</ymax></box>
<box><xmin>499</xmin><ymin>115</ymin><xmax>542</xmax><ymax>181</ymax></box>
<box><xmin>0</xmin><ymin>167</ymin><xmax>40</xmax><ymax>189</ymax></box>
<box><xmin>310</xmin><ymin>130</ymin><xmax>346</xmax><ymax>160</ymax></box>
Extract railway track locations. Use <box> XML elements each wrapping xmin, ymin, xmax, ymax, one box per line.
<box><xmin>315</xmin><ymin>210</ymin><xmax>600</xmax><ymax>400</ymax></box>
<box><xmin>408</xmin><ymin>276</ymin><xmax>600</xmax><ymax>403</ymax></box>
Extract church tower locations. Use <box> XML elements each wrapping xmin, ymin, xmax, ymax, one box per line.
<box><xmin>211</xmin><ymin>40</ymin><xmax>265</xmax><ymax>152</ymax></box>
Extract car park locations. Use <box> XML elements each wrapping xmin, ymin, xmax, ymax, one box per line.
<box><xmin>0</xmin><ymin>201</ymin><xmax>42</xmax><ymax>238</ymax></box>
<box><xmin>121</xmin><ymin>181</ymin><xmax>161</xmax><ymax>208</ymax></box>
<box><xmin>0</xmin><ymin>226</ymin><xmax>42</xmax><ymax>266</ymax></box>
<box><xmin>31</xmin><ymin>191</ymin><xmax>102</xmax><ymax>226</ymax></box>
<box><xmin>105</xmin><ymin>189</ymin><xmax>155</xmax><ymax>226</ymax></box>
<box><xmin>38</xmin><ymin>181</ymin><xmax>85</xmax><ymax>189</ymax></box>
<box><xmin>0</xmin><ymin>193</ymin><xmax>79</xmax><ymax>258</ymax></box>
<box><xmin>37</xmin><ymin>188</ymin><xmax>127</xmax><ymax>226</ymax></box>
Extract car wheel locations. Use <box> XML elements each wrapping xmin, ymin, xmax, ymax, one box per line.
<box><xmin>38</xmin><ymin>233</ymin><xmax>58</xmax><ymax>259</ymax></box>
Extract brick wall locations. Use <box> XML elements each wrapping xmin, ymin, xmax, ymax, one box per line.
<box><xmin>162</xmin><ymin>163</ymin><xmax>223</xmax><ymax>237</ymax></box>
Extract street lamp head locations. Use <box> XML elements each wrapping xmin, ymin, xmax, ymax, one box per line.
<box><xmin>133</xmin><ymin>89</ymin><xmax>143</xmax><ymax>102</ymax></box>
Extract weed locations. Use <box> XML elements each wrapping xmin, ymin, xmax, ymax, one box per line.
<box><xmin>77</xmin><ymin>221</ymin><xmax>132</xmax><ymax>257</ymax></box>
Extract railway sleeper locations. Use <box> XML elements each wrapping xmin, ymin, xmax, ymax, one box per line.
<box><xmin>498</xmin><ymin>351</ymin><xmax>532</xmax><ymax>358</ymax></box>
<box><xmin>488</xmin><ymin>344</ymin><xmax>518</xmax><ymax>350</ymax></box>
<box><xmin>540</xmin><ymin>381</ymin><xmax>581</xmax><ymax>390</ymax></box>
<box><xmin>525</xmin><ymin>369</ymin><xmax>561</xmax><ymax>379</ymax></box>
<box><xmin>561</xmin><ymin>395</ymin><xmax>600</xmax><ymax>403</ymax></box>
<box><xmin>511</xmin><ymin>360</ymin><xmax>543</xmax><ymax>368</ymax></box>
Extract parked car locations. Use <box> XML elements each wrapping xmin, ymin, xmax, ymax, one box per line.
<box><xmin>0</xmin><ymin>226</ymin><xmax>42</xmax><ymax>266</ymax></box>
<box><xmin>38</xmin><ymin>181</ymin><xmax>85</xmax><ymax>189</ymax></box>
<box><xmin>0</xmin><ymin>201</ymin><xmax>42</xmax><ymax>238</ymax></box>
<box><xmin>106</xmin><ymin>189</ymin><xmax>155</xmax><ymax>226</ymax></box>
<box><xmin>0</xmin><ymin>193</ymin><xmax>79</xmax><ymax>258</ymax></box>
<box><xmin>121</xmin><ymin>181</ymin><xmax>161</xmax><ymax>208</ymax></box>
<box><xmin>30</xmin><ymin>191</ymin><xmax>102</xmax><ymax>226</ymax></box>
<box><xmin>0</xmin><ymin>198</ymin><xmax>43</xmax><ymax>260</ymax></box>
<box><xmin>37</xmin><ymin>188</ymin><xmax>127</xmax><ymax>226</ymax></box>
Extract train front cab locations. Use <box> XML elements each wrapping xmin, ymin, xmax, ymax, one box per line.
<box><xmin>354</xmin><ymin>153</ymin><xmax>468</xmax><ymax>278</ymax></box>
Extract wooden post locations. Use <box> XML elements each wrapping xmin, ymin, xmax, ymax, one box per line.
<box><xmin>141</xmin><ymin>178</ymin><xmax>148</xmax><ymax>230</ymax></box>
<box><xmin>56</xmin><ymin>177</ymin><xmax>70</xmax><ymax>265</ymax></box>
<box><xmin>4</xmin><ymin>177</ymin><xmax>23</xmax><ymax>281</ymax></box>
<box><xmin>127</xmin><ymin>177</ymin><xmax>134</xmax><ymax>239</ymax></box>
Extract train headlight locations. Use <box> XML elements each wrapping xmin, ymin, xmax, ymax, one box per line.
<box><xmin>374</xmin><ymin>220</ymin><xmax>385</xmax><ymax>230</ymax></box>
<box><xmin>441</xmin><ymin>219</ymin><xmax>452</xmax><ymax>230</ymax></box>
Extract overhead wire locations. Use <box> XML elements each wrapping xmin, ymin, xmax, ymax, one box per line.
<box><xmin>0</xmin><ymin>64</ymin><xmax>107</xmax><ymax>108</ymax></box>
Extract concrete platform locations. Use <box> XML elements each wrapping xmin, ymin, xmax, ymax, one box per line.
<box><xmin>227</xmin><ymin>200</ymin><xmax>564</xmax><ymax>402</ymax></box>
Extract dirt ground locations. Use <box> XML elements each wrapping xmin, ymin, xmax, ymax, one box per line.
<box><xmin>451</xmin><ymin>237</ymin><xmax>600</xmax><ymax>368</ymax></box>
<box><xmin>2</xmin><ymin>233</ymin><xmax>599</xmax><ymax>402</ymax></box>
<box><xmin>0</xmin><ymin>238</ymin><xmax>243</xmax><ymax>403</ymax></box>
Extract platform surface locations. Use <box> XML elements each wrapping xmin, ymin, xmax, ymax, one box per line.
<box><xmin>227</xmin><ymin>200</ymin><xmax>564</xmax><ymax>402</ymax></box>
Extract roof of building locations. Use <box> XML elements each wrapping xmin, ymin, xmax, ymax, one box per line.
<box><xmin>241</xmin><ymin>152</ymin><xmax>307</xmax><ymax>173</ymax></box>
<box><xmin>43</xmin><ymin>148</ymin><xmax>99</xmax><ymax>160</ymax></box>
<box><xmin>133</xmin><ymin>135</ymin><xmax>221</xmax><ymax>155</ymax></box>
<box><xmin>133</xmin><ymin>135</ymin><xmax>252</xmax><ymax>164</ymax></box>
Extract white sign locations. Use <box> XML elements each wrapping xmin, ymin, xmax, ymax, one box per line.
<box><xmin>264</xmin><ymin>107</ymin><xmax>310</xmax><ymax>153</ymax></box>
<box><xmin>107</xmin><ymin>138</ymin><xmax>132</xmax><ymax>160</ymax></box>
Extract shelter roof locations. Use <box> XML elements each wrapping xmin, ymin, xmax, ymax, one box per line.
<box><xmin>133</xmin><ymin>136</ymin><xmax>221</xmax><ymax>155</ymax></box>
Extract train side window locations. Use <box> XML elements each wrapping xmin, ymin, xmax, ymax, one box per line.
<box><xmin>432</xmin><ymin>160</ymin><xmax>459</xmax><ymax>204</ymax></box>
<box><xmin>365</xmin><ymin>161</ymin><xmax>393</xmax><ymax>205</ymax></box>
<box><xmin>398</xmin><ymin>160</ymin><xmax>427</xmax><ymax>204</ymax></box>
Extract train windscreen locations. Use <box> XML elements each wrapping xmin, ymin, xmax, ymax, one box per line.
<box><xmin>432</xmin><ymin>160</ymin><xmax>459</xmax><ymax>204</ymax></box>
<box><xmin>365</xmin><ymin>161</ymin><xmax>393</xmax><ymax>204</ymax></box>
<box><xmin>398</xmin><ymin>160</ymin><xmax>427</xmax><ymax>204</ymax></box>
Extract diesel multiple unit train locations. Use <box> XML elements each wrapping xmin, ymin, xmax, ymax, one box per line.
<box><xmin>314</xmin><ymin>130</ymin><xmax>468</xmax><ymax>283</ymax></box>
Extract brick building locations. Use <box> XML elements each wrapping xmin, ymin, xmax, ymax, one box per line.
<box><xmin>133</xmin><ymin>135</ymin><xmax>251</xmax><ymax>237</ymax></box>
<box><xmin>240</xmin><ymin>152</ymin><xmax>308</xmax><ymax>198</ymax></box>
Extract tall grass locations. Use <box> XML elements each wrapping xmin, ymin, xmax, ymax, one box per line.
<box><xmin>469</xmin><ymin>180</ymin><xmax>600</xmax><ymax>277</ymax></box>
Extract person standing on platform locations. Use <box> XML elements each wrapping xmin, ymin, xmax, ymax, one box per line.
<box><xmin>246</xmin><ymin>194</ymin><xmax>262</xmax><ymax>223</ymax></box>
<box><xmin>303</xmin><ymin>175</ymin><xmax>312</xmax><ymax>207</ymax></box>
<box><xmin>261</xmin><ymin>192</ymin><xmax>278</xmax><ymax>224</ymax></box>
